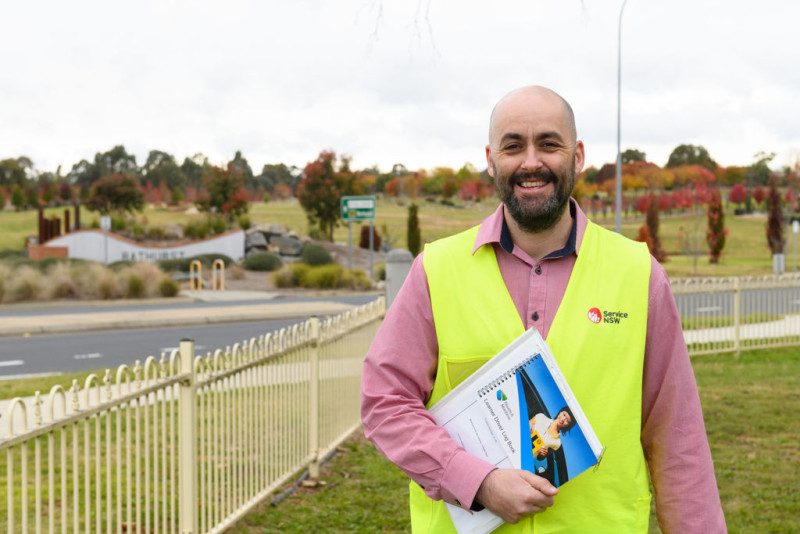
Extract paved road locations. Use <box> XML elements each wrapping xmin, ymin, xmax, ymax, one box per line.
<box><xmin>0</xmin><ymin>290</ymin><xmax>382</xmax><ymax>377</ymax></box>
<box><xmin>0</xmin><ymin>319</ymin><xmax>309</xmax><ymax>378</ymax></box>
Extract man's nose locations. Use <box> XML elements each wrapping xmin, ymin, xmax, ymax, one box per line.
<box><xmin>520</xmin><ymin>145</ymin><xmax>543</xmax><ymax>172</ymax></box>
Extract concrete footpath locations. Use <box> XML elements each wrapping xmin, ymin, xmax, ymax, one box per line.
<box><xmin>0</xmin><ymin>290</ymin><xmax>368</xmax><ymax>337</ymax></box>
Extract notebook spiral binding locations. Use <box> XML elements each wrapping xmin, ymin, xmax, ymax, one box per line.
<box><xmin>476</xmin><ymin>353</ymin><xmax>540</xmax><ymax>397</ymax></box>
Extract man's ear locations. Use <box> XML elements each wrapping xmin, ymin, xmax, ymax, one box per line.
<box><xmin>574</xmin><ymin>141</ymin><xmax>585</xmax><ymax>174</ymax></box>
<box><xmin>485</xmin><ymin>145</ymin><xmax>494</xmax><ymax>177</ymax></box>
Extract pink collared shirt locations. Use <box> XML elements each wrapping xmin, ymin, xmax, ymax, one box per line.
<box><xmin>361</xmin><ymin>201</ymin><xmax>726</xmax><ymax>533</ymax></box>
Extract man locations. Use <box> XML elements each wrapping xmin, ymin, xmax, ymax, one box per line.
<box><xmin>361</xmin><ymin>85</ymin><xmax>726</xmax><ymax>532</ymax></box>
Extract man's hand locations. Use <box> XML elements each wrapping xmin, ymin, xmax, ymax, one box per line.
<box><xmin>474</xmin><ymin>469</ymin><xmax>558</xmax><ymax>524</ymax></box>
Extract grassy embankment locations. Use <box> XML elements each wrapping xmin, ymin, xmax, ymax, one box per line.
<box><xmin>230</xmin><ymin>347</ymin><xmax>800</xmax><ymax>533</ymax></box>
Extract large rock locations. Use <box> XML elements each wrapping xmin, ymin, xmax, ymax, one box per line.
<box><xmin>269</xmin><ymin>235</ymin><xmax>304</xmax><ymax>256</ymax></box>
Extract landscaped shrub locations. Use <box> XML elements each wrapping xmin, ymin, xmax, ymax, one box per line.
<box><xmin>272</xmin><ymin>264</ymin><xmax>309</xmax><ymax>288</ymax></box>
<box><xmin>375</xmin><ymin>262</ymin><xmax>386</xmax><ymax>281</ymax></box>
<box><xmin>3</xmin><ymin>265</ymin><xmax>43</xmax><ymax>302</ymax></box>
<box><xmin>209</xmin><ymin>215</ymin><xmax>227</xmax><ymax>235</ymax></box>
<box><xmin>132</xmin><ymin>223</ymin><xmax>145</xmax><ymax>239</ymax></box>
<box><xmin>238</xmin><ymin>214</ymin><xmax>252</xmax><ymax>230</ymax></box>
<box><xmin>301</xmin><ymin>243</ymin><xmax>333</xmax><ymax>266</ymax></box>
<box><xmin>45</xmin><ymin>262</ymin><xmax>78</xmax><ymax>299</ymax></box>
<box><xmin>339</xmin><ymin>268</ymin><xmax>374</xmax><ymax>290</ymax></box>
<box><xmin>0</xmin><ymin>263</ymin><xmax>10</xmax><ymax>301</ymax></box>
<box><xmin>157</xmin><ymin>258</ymin><xmax>192</xmax><ymax>273</ymax></box>
<box><xmin>75</xmin><ymin>263</ymin><xmax>120</xmax><ymax>300</ymax></box>
<box><xmin>303</xmin><ymin>264</ymin><xmax>343</xmax><ymax>288</ymax></box>
<box><xmin>242</xmin><ymin>252</ymin><xmax>283</xmax><ymax>271</ymax></box>
<box><xmin>127</xmin><ymin>275</ymin><xmax>146</xmax><ymax>298</ymax></box>
<box><xmin>183</xmin><ymin>218</ymin><xmax>209</xmax><ymax>240</ymax></box>
<box><xmin>270</xmin><ymin>263</ymin><xmax>373</xmax><ymax>290</ymax></box>
<box><xmin>159</xmin><ymin>278</ymin><xmax>181</xmax><ymax>297</ymax></box>
<box><xmin>359</xmin><ymin>225</ymin><xmax>382</xmax><ymax>251</ymax></box>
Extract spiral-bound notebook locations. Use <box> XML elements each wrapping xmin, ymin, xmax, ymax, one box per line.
<box><xmin>428</xmin><ymin>328</ymin><xmax>604</xmax><ymax>534</ymax></box>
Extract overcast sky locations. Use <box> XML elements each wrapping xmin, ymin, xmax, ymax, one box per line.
<box><xmin>2</xmin><ymin>0</ymin><xmax>799</xmax><ymax>177</ymax></box>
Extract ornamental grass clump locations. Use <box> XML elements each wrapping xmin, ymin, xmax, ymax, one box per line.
<box><xmin>3</xmin><ymin>265</ymin><xmax>43</xmax><ymax>303</ymax></box>
<box><xmin>44</xmin><ymin>262</ymin><xmax>79</xmax><ymax>299</ymax></box>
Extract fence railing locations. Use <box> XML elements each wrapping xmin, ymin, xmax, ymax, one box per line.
<box><xmin>1</xmin><ymin>297</ymin><xmax>385</xmax><ymax>534</ymax></box>
<box><xmin>674</xmin><ymin>273</ymin><xmax>800</xmax><ymax>356</ymax></box>
<box><xmin>4</xmin><ymin>274</ymin><xmax>800</xmax><ymax>532</ymax></box>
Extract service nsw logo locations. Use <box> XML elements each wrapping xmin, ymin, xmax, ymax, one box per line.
<box><xmin>588</xmin><ymin>307</ymin><xmax>629</xmax><ymax>325</ymax></box>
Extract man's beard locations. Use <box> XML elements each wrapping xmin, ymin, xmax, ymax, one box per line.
<box><xmin>495</xmin><ymin>164</ymin><xmax>575</xmax><ymax>233</ymax></box>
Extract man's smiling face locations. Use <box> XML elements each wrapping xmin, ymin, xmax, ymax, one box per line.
<box><xmin>486</xmin><ymin>86</ymin><xmax>584</xmax><ymax>233</ymax></box>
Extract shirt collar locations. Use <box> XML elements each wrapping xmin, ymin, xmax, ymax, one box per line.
<box><xmin>473</xmin><ymin>198</ymin><xmax>587</xmax><ymax>258</ymax></box>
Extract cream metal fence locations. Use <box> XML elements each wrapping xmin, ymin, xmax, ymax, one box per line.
<box><xmin>1</xmin><ymin>297</ymin><xmax>385</xmax><ymax>534</ymax></box>
<box><xmin>674</xmin><ymin>273</ymin><xmax>800</xmax><ymax>356</ymax></box>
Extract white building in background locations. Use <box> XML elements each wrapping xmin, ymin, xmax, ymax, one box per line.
<box><xmin>43</xmin><ymin>229</ymin><xmax>245</xmax><ymax>264</ymax></box>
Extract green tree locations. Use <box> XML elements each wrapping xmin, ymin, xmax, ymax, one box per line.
<box><xmin>621</xmin><ymin>148</ymin><xmax>646</xmax><ymax>164</ymax></box>
<box><xmin>198</xmin><ymin>165</ymin><xmax>250</xmax><ymax>221</ymax></box>
<box><xmin>95</xmin><ymin>145</ymin><xmax>139</xmax><ymax>177</ymax></box>
<box><xmin>666</xmin><ymin>144</ymin><xmax>718</xmax><ymax>172</ymax></box>
<box><xmin>0</xmin><ymin>157</ymin><xmax>31</xmax><ymax>188</ymax></box>
<box><xmin>10</xmin><ymin>184</ymin><xmax>25</xmax><ymax>211</ymax></box>
<box><xmin>25</xmin><ymin>185</ymin><xmax>39</xmax><ymax>208</ymax></box>
<box><xmin>144</xmin><ymin>150</ymin><xmax>185</xmax><ymax>191</ymax></box>
<box><xmin>86</xmin><ymin>173</ymin><xmax>145</xmax><ymax>214</ymax></box>
<box><xmin>455</xmin><ymin>163</ymin><xmax>478</xmax><ymax>183</ymax></box>
<box><xmin>747</xmin><ymin>151</ymin><xmax>776</xmax><ymax>186</ymax></box>
<box><xmin>228</xmin><ymin>151</ymin><xmax>255</xmax><ymax>189</ymax></box>
<box><xmin>257</xmin><ymin>163</ymin><xmax>300</xmax><ymax>192</ymax></box>
<box><xmin>67</xmin><ymin>159</ymin><xmax>100</xmax><ymax>189</ymax></box>
<box><xmin>407</xmin><ymin>202</ymin><xmax>421</xmax><ymax>256</ymax></box>
<box><xmin>181</xmin><ymin>153</ymin><xmax>210</xmax><ymax>189</ymax></box>
<box><xmin>297</xmin><ymin>151</ymin><xmax>360</xmax><ymax>241</ymax></box>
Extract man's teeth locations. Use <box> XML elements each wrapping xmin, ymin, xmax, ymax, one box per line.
<box><xmin>519</xmin><ymin>180</ymin><xmax>547</xmax><ymax>188</ymax></box>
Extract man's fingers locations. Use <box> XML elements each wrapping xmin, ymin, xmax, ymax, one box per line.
<box><xmin>521</xmin><ymin>470</ymin><xmax>559</xmax><ymax>496</ymax></box>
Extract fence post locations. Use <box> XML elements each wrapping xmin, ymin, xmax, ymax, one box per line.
<box><xmin>308</xmin><ymin>316</ymin><xmax>321</xmax><ymax>479</ymax></box>
<box><xmin>179</xmin><ymin>339</ymin><xmax>197</xmax><ymax>534</ymax></box>
<box><xmin>386</xmin><ymin>249</ymin><xmax>413</xmax><ymax>308</ymax></box>
<box><xmin>733</xmin><ymin>277</ymin><xmax>741</xmax><ymax>357</ymax></box>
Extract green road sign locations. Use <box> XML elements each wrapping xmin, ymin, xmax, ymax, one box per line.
<box><xmin>341</xmin><ymin>195</ymin><xmax>376</xmax><ymax>221</ymax></box>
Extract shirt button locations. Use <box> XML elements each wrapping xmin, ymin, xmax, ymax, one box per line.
<box><xmin>532</xmin><ymin>312</ymin><xmax>539</xmax><ymax>321</ymax></box>
<box><xmin>535</xmin><ymin>266</ymin><xmax>542</xmax><ymax>275</ymax></box>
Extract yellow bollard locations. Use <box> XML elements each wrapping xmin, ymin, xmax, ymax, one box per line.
<box><xmin>190</xmin><ymin>260</ymin><xmax>203</xmax><ymax>291</ymax></box>
<box><xmin>212</xmin><ymin>259</ymin><xmax>225</xmax><ymax>291</ymax></box>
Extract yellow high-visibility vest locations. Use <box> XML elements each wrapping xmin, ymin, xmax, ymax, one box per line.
<box><xmin>413</xmin><ymin>220</ymin><xmax>651</xmax><ymax>533</ymax></box>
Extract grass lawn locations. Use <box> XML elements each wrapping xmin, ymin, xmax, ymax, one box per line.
<box><xmin>231</xmin><ymin>347</ymin><xmax>800</xmax><ymax>533</ymax></box>
<box><xmin>0</xmin><ymin>198</ymin><xmax>782</xmax><ymax>279</ymax></box>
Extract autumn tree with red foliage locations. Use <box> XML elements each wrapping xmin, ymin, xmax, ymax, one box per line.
<box><xmin>359</xmin><ymin>224</ymin><xmax>382</xmax><ymax>251</ymax></box>
<box><xmin>753</xmin><ymin>185</ymin><xmax>766</xmax><ymax>207</ymax></box>
<box><xmin>766</xmin><ymin>177</ymin><xmax>785</xmax><ymax>255</ymax></box>
<box><xmin>636</xmin><ymin>193</ymin><xmax>667</xmax><ymax>262</ymax></box>
<box><xmin>729</xmin><ymin>184</ymin><xmax>746</xmax><ymax>206</ymax></box>
<box><xmin>705</xmin><ymin>187</ymin><xmax>727</xmax><ymax>263</ymax></box>
<box><xmin>297</xmin><ymin>151</ymin><xmax>361</xmax><ymax>241</ymax></box>
<box><xmin>87</xmin><ymin>173</ymin><xmax>144</xmax><ymax>214</ymax></box>
<box><xmin>197</xmin><ymin>165</ymin><xmax>250</xmax><ymax>221</ymax></box>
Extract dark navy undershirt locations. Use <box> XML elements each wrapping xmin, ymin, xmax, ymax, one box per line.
<box><xmin>498</xmin><ymin>201</ymin><xmax>578</xmax><ymax>259</ymax></box>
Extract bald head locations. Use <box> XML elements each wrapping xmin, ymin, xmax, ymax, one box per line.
<box><xmin>488</xmin><ymin>85</ymin><xmax>577</xmax><ymax>146</ymax></box>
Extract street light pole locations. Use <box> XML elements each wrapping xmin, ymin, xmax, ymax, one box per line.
<box><xmin>615</xmin><ymin>0</ymin><xmax>629</xmax><ymax>234</ymax></box>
